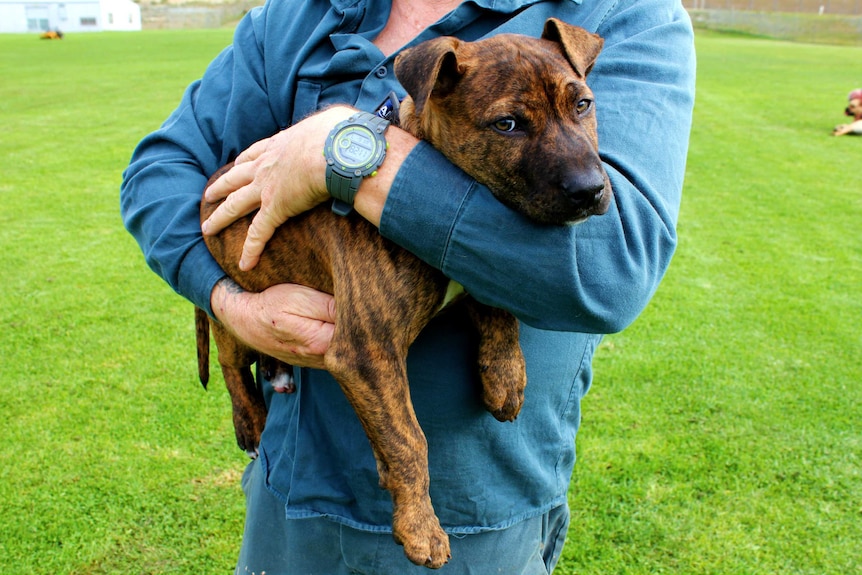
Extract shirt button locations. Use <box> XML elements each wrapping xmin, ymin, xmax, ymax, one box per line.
<box><xmin>374</xmin><ymin>66</ymin><xmax>388</xmax><ymax>78</ymax></box>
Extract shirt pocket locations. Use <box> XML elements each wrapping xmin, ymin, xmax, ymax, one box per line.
<box><xmin>291</xmin><ymin>80</ymin><xmax>322</xmax><ymax>125</ymax></box>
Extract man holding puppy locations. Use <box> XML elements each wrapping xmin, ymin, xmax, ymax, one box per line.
<box><xmin>121</xmin><ymin>0</ymin><xmax>696</xmax><ymax>573</ymax></box>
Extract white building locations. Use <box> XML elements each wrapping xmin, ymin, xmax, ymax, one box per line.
<box><xmin>0</xmin><ymin>0</ymin><xmax>141</xmax><ymax>33</ymax></box>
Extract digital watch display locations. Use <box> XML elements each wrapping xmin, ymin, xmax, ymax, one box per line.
<box><xmin>324</xmin><ymin>112</ymin><xmax>390</xmax><ymax>215</ymax></box>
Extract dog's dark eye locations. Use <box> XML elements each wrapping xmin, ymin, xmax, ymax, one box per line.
<box><xmin>576</xmin><ymin>99</ymin><xmax>593</xmax><ymax>115</ymax></box>
<box><xmin>492</xmin><ymin>118</ymin><xmax>519</xmax><ymax>133</ymax></box>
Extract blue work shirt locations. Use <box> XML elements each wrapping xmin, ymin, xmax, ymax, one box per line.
<box><xmin>121</xmin><ymin>0</ymin><xmax>695</xmax><ymax>534</ymax></box>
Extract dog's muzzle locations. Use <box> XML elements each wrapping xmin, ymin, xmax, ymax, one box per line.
<box><xmin>563</xmin><ymin>166</ymin><xmax>606</xmax><ymax>211</ymax></box>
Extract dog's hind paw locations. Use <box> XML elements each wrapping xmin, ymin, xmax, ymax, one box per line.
<box><xmin>261</xmin><ymin>359</ymin><xmax>296</xmax><ymax>393</ymax></box>
<box><xmin>232</xmin><ymin>406</ymin><xmax>266</xmax><ymax>458</ymax></box>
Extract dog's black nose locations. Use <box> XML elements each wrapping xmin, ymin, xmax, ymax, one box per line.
<box><xmin>563</xmin><ymin>169</ymin><xmax>605</xmax><ymax>209</ymax></box>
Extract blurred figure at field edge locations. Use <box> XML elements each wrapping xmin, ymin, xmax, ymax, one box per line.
<box><xmin>833</xmin><ymin>88</ymin><xmax>862</xmax><ymax>136</ymax></box>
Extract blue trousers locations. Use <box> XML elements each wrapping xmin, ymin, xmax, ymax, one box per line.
<box><xmin>235</xmin><ymin>458</ymin><xmax>570</xmax><ymax>575</ymax></box>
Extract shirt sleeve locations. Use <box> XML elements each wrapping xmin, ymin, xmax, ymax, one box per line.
<box><xmin>378</xmin><ymin>0</ymin><xmax>696</xmax><ymax>334</ymax></box>
<box><xmin>120</xmin><ymin>6</ymin><xmax>277</xmax><ymax>315</ymax></box>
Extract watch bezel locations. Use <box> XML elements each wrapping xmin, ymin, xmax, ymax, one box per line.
<box><xmin>329</xmin><ymin>124</ymin><xmax>383</xmax><ymax>173</ymax></box>
<box><xmin>324</xmin><ymin>116</ymin><xmax>388</xmax><ymax>178</ymax></box>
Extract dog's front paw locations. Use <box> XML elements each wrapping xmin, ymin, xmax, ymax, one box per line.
<box><xmin>478</xmin><ymin>357</ymin><xmax>526</xmax><ymax>422</ymax></box>
<box><xmin>466</xmin><ymin>303</ymin><xmax>527</xmax><ymax>422</ymax></box>
<box><xmin>480</xmin><ymin>361</ymin><xmax>527</xmax><ymax>421</ymax></box>
<box><xmin>392</xmin><ymin>505</ymin><xmax>451</xmax><ymax>569</ymax></box>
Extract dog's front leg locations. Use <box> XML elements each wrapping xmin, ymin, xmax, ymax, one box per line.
<box><xmin>834</xmin><ymin>119</ymin><xmax>862</xmax><ymax>136</ymax></box>
<box><xmin>464</xmin><ymin>300</ymin><xmax>526</xmax><ymax>422</ymax></box>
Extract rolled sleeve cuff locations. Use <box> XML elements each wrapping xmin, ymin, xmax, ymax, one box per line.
<box><xmin>177</xmin><ymin>241</ymin><xmax>227</xmax><ymax>317</ymax></box>
<box><xmin>378</xmin><ymin>141</ymin><xmax>476</xmax><ymax>271</ymax></box>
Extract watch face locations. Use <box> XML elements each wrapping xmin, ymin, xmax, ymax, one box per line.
<box><xmin>331</xmin><ymin>125</ymin><xmax>380</xmax><ymax>171</ymax></box>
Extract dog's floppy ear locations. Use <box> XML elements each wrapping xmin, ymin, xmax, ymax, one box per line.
<box><xmin>395</xmin><ymin>37</ymin><xmax>463</xmax><ymax>115</ymax></box>
<box><xmin>541</xmin><ymin>18</ymin><xmax>603</xmax><ymax>78</ymax></box>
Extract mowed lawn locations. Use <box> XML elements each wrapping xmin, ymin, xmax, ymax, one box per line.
<box><xmin>0</xmin><ymin>27</ymin><xmax>859</xmax><ymax>574</ymax></box>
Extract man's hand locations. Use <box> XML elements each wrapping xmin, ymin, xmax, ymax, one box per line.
<box><xmin>210</xmin><ymin>279</ymin><xmax>336</xmax><ymax>370</ymax></box>
<box><xmin>202</xmin><ymin>106</ymin><xmax>357</xmax><ymax>271</ymax></box>
<box><xmin>201</xmin><ymin>105</ymin><xmax>418</xmax><ymax>272</ymax></box>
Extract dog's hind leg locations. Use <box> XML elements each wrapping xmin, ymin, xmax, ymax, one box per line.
<box><xmin>209</xmin><ymin>320</ymin><xmax>268</xmax><ymax>458</ymax></box>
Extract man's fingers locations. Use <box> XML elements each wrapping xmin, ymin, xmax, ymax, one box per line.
<box><xmin>202</xmin><ymin>181</ymin><xmax>262</xmax><ymax>236</ymax></box>
<box><xmin>205</xmin><ymin>161</ymin><xmax>256</xmax><ymax>203</ymax></box>
<box><xmin>235</xmin><ymin>137</ymin><xmax>270</xmax><ymax>165</ymax></box>
<box><xmin>238</xmin><ymin>208</ymin><xmax>282</xmax><ymax>271</ymax></box>
<box><xmin>205</xmin><ymin>136</ymin><xmax>270</xmax><ymax>201</ymax></box>
<box><xmin>283</xmin><ymin>284</ymin><xmax>338</xmax><ymax>324</ymax></box>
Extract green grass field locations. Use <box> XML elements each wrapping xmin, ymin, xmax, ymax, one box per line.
<box><xmin>0</xmin><ymin>28</ymin><xmax>859</xmax><ymax>574</ymax></box>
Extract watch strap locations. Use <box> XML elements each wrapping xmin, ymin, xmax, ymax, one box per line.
<box><xmin>327</xmin><ymin>173</ymin><xmax>361</xmax><ymax>216</ymax></box>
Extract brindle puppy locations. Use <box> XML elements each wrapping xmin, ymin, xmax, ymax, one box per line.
<box><xmin>196</xmin><ymin>18</ymin><xmax>609</xmax><ymax>568</ymax></box>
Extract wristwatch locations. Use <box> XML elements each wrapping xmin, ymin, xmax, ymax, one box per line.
<box><xmin>324</xmin><ymin>111</ymin><xmax>390</xmax><ymax>216</ymax></box>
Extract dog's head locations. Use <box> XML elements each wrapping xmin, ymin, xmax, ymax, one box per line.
<box><xmin>395</xmin><ymin>18</ymin><xmax>610</xmax><ymax>225</ymax></box>
<box><xmin>845</xmin><ymin>89</ymin><xmax>862</xmax><ymax>120</ymax></box>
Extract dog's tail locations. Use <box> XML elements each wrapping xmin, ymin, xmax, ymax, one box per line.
<box><xmin>195</xmin><ymin>307</ymin><xmax>210</xmax><ymax>389</ymax></box>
